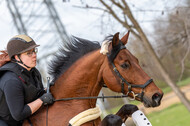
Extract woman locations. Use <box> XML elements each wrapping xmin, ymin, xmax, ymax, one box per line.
<box><xmin>0</xmin><ymin>35</ymin><xmax>54</xmax><ymax>126</ymax></box>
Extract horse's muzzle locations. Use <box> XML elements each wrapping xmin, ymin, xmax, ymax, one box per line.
<box><xmin>143</xmin><ymin>92</ymin><xmax>163</xmax><ymax>107</ymax></box>
<box><xmin>151</xmin><ymin>92</ymin><xmax>163</xmax><ymax>107</ymax></box>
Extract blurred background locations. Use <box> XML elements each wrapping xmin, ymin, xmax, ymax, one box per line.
<box><xmin>0</xmin><ymin>0</ymin><xmax>190</xmax><ymax>125</ymax></box>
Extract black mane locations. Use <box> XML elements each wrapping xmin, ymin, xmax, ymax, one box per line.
<box><xmin>48</xmin><ymin>36</ymin><xmax>101</xmax><ymax>81</ymax></box>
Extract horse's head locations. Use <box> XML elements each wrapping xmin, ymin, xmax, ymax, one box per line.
<box><xmin>101</xmin><ymin>32</ymin><xmax>163</xmax><ymax>107</ymax></box>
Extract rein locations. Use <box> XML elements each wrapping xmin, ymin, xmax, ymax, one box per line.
<box><xmin>53</xmin><ymin>94</ymin><xmax>129</xmax><ymax>102</ymax></box>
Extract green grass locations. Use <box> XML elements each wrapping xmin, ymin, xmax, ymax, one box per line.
<box><xmin>105</xmin><ymin>78</ymin><xmax>190</xmax><ymax>125</ymax></box>
<box><xmin>177</xmin><ymin>77</ymin><xmax>190</xmax><ymax>87</ymax></box>
<box><xmin>147</xmin><ymin>78</ymin><xmax>190</xmax><ymax>126</ymax></box>
<box><xmin>129</xmin><ymin>100</ymin><xmax>141</xmax><ymax>106</ymax></box>
<box><xmin>147</xmin><ymin>103</ymin><xmax>190</xmax><ymax>126</ymax></box>
<box><xmin>162</xmin><ymin>77</ymin><xmax>190</xmax><ymax>94</ymax></box>
<box><xmin>106</xmin><ymin>103</ymin><xmax>190</xmax><ymax>126</ymax></box>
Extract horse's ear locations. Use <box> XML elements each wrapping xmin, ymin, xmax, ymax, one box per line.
<box><xmin>112</xmin><ymin>32</ymin><xmax>120</xmax><ymax>47</ymax></box>
<box><xmin>121</xmin><ymin>31</ymin><xmax>130</xmax><ymax>45</ymax></box>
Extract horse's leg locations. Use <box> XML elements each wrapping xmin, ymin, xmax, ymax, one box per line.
<box><xmin>99</xmin><ymin>114</ymin><xmax>123</xmax><ymax>126</ymax></box>
<box><xmin>116</xmin><ymin>104</ymin><xmax>138</xmax><ymax>122</ymax></box>
<box><xmin>99</xmin><ymin>104</ymin><xmax>138</xmax><ymax>126</ymax></box>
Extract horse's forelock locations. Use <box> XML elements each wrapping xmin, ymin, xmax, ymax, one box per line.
<box><xmin>100</xmin><ymin>40</ymin><xmax>111</xmax><ymax>55</ymax></box>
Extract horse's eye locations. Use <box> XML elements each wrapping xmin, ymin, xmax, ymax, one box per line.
<box><xmin>120</xmin><ymin>63</ymin><xmax>130</xmax><ymax>69</ymax></box>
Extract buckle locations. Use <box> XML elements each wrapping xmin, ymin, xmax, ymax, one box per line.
<box><xmin>127</xmin><ymin>91</ymin><xmax>138</xmax><ymax>100</ymax></box>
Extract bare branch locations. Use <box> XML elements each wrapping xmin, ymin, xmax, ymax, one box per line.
<box><xmin>178</xmin><ymin>17</ymin><xmax>190</xmax><ymax>81</ymax></box>
<box><xmin>99</xmin><ymin>0</ymin><xmax>141</xmax><ymax>40</ymax></box>
<box><xmin>121</xmin><ymin>0</ymin><xmax>139</xmax><ymax>28</ymax></box>
<box><xmin>72</xmin><ymin>5</ymin><xmax>108</xmax><ymax>12</ymax></box>
<box><xmin>110</xmin><ymin>0</ymin><xmax>124</xmax><ymax>9</ymax></box>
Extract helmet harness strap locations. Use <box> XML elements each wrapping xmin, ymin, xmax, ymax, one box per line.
<box><xmin>16</xmin><ymin>55</ymin><xmax>31</xmax><ymax>69</ymax></box>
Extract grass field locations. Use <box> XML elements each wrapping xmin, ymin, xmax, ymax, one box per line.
<box><xmin>147</xmin><ymin>103</ymin><xmax>190</xmax><ymax>126</ymax></box>
<box><xmin>161</xmin><ymin>77</ymin><xmax>190</xmax><ymax>94</ymax></box>
<box><xmin>108</xmin><ymin>78</ymin><xmax>190</xmax><ymax>125</ymax></box>
<box><xmin>144</xmin><ymin>78</ymin><xmax>190</xmax><ymax>126</ymax></box>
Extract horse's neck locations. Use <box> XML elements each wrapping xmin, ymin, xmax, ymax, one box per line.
<box><xmin>51</xmin><ymin>50</ymin><xmax>105</xmax><ymax>106</ymax></box>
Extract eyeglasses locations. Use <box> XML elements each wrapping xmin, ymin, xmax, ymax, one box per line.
<box><xmin>24</xmin><ymin>48</ymin><xmax>38</xmax><ymax>57</ymax></box>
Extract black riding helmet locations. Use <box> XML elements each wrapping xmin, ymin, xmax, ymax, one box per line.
<box><xmin>7</xmin><ymin>35</ymin><xmax>39</xmax><ymax>68</ymax></box>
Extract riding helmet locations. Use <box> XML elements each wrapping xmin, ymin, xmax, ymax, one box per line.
<box><xmin>7</xmin><ymin>34</ymin><xmax>40</xmax><ymax>58</ymax></box>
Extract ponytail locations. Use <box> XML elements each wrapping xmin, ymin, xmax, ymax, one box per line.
<box><xmin>0</xmin><ymin>50</ymin><xmax>11</xmax><ymax>67</ymax></box>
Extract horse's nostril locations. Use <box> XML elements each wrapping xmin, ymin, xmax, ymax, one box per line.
<box><xmin>152</xmin><ymin>93</ymin><xmax>162</xmax><ymax>106</ymax></box>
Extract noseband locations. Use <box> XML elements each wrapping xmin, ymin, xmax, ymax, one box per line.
<box><xmin>107</xmin><ymin>41</ymin><xmax>153</xmax><ymax>101</ymax></box>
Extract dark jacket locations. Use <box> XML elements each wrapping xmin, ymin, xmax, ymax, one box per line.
<box><xmin>0</xmin><ymin>62</ymin><xmax>44</xmax><ymax>126</ymax></box>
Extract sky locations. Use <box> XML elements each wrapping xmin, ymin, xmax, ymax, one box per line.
<box><xmin>0</xmin><ymin>0</ymin><xmax>186</xmax><ymax>74</ymax></box>
<box><xmin>0</xmin><ymin>0</ymin><xmax>186</xmax><ymax>50</ymax></box>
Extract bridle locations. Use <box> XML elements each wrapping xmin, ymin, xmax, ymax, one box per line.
<box><xmin>107</xmin><ymin>40</ymin><xmax>153</xmax><ymax>101</ymax></box>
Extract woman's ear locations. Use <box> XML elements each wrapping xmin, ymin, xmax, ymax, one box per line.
<box><xmin>14</xmin><ymin>55</ymin><xmax>19</xmax><ymax>61</ymax></box>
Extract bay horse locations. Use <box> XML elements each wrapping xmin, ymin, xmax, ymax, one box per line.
<box><xmin>23</xmin><ymin>31</ymin><xmax>163</xmax><ymax>126</ymax></box>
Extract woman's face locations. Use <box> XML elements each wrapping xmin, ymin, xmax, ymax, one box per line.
<box><xmin>16</xmin><ymin>48</ymin><xmax>38</xmax><ymax>70</ymax></box>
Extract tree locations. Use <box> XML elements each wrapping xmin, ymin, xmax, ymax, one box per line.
<box><xmin>153</xmin><ymin>5</ymin><xmax>190</xmax><ymax>81</ymax></box>
<box><xmin>94</xmin><ymin>0</ymin><xmax>190</xmax><ymax>111</ymax></box>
